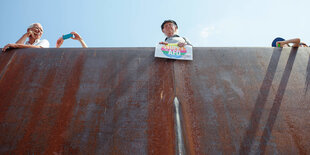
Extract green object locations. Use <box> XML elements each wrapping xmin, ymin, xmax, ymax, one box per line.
<box><xmin>278</xmin><ymin>43</ymin><xmax>281</xmax><ymax>47</ymax></box>
<box><xmin>167</xmin><ymin>43</ymin><xmax>178</xmax><ymax>46</ymax></box>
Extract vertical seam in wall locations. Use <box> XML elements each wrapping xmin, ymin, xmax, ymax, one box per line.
<box><xmin>174</xmin><ymin>97</ymin><xmax>185</xmax><ymax>155</ymax></box>
<box><xmin>173</xmin><ymin>60</ymin><xmax>186</xmax><ymax>155</ymax></box>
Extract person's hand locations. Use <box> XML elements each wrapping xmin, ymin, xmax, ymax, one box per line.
<box><xmin>56</xmin><ymin>37</ymin><xmax>64</xmax><ymax>48</ymax></box>
<box><xmin>177</xmin><ymin>42</ymin><xmax>186</xmax><ymax>47</ymax></box>
<box><xmin>2</xmin><ymin>43</ymin><xmax>16</xmax><ymax>52</ymax></box>
<box><xmin>26</xmin><ymin>28</ymin><xmax>35</xmax><ymax>38</ymax></box>
<box><xmin>276</xmin><ymin>41</ymin><xmax>286</xmax><ymax>47</ymax></box>
<box><xmin>2</xmin><ymin>44</ymin><xmax>10</xmax><ymax>52</ymax></box>
<box><xmin>159</xmin><ymin>41</ymin><xmax>168</xmax><ymax>45</ymax></box>
<box><xmin>71</xmin><ymin>32</ymin><xmax>82</xmax><ymax>41</ymax></box>
<box><xmin>25</xmin><ymin>31</ymin><xmax>32</xmax><ymax>37</ymax></box>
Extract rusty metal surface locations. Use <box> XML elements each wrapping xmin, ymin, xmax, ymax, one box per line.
<box><xmin>0</xmin><ymin>48</ymin><xmax>175</xmax><ymax>154</ymax></box>
<box><xmin>175</xmin><ymin>47</ymin><xmax>310</xmax><ymax>154</ymax></box>
<box><xmin>1</xmin><ymin>47</ymin><xmax>310</xmax><ymax>154</ymax></box>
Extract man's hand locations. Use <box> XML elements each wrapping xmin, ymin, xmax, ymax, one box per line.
<box><xmin>71</xmin><ymin>32</ymin><xmax>82</xmax><ymax>41</ymax></box>
<box><xmin>159</xmin><ymin>41</ymin><xmax>168</xmax><ymax>45</ymax></box>
<box><xmin>177</xmin><ymin>42</ymin><xmax>186</xmax><ymax>47</ymax></box>
<box><xmin>2</xmin><ymin>43</ymin><xmax>17</xmax><ymax>52</ymax></box>
<box><xmin>56</xmin><ymin>37</ymin><xmax>64</xmax><ymax>48</ymax></box>
<box><xmin>27</xmin><ymin>30</ymin><xmax>34</xmax><ymax>38</ymax></box>
<box><xmin>25</xmin><ymin>31</ymin><xmax>31</xmax><ymax>37</ymax></box>
<box><xmin>71</xmin><ymin>32</ymin><xmax>87</xmax><ymax>48</ymax></box>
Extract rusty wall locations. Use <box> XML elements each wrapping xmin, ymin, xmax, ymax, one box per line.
<box><xmin>175</xmin><ymin>47</ymin><xmax>310</xmax><ymax>154</ymax></box>
<box><xmin>0</xmin><ymin>48</ymin><xmax>175</xmax><ymax>154</ymax></box>
<box><xmin>0</xmin><ymin>47</ymin><xmax>310</xmax><ymax>154</ymax></box>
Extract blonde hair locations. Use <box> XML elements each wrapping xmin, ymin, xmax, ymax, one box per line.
<box><xmin>28</xmin><ymin>23</ymin><xmax>43</xmax><ymax>31</ymax></box>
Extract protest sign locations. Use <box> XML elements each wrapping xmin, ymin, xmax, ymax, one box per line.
<box><xmin>155</xmin><ymin>44</ymin><xmax>193</xmax><ymax>60</ymax></box>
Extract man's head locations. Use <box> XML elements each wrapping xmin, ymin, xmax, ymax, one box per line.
<box><xmin>27</xmin><ymin>23</ymin><xmax>43</xmax><ymax>40</ymax></box>
<box><xmin>161</xmin><ymin>20</ymin><xmax>178</xmax><ymax>37</ymax></box>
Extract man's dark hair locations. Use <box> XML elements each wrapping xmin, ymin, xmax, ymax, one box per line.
<box><xmin>161</xmin><ymin>20</ymin><xmax>178</xmax><ymax>30</ymax></box>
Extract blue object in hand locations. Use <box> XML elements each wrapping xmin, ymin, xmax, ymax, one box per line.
<box><xmin>63</xmin><ymin>33</ymin><xmax>73</xmax><ymax>40</ymax></box>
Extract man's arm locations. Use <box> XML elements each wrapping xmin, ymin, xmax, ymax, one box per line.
<box><xmin>177</xmin><ymin>37</ymin><xmax>192</xmax><ymax>47</ymax></box>
<box><xmin>71</xmin><ymin>32</ymin><xmax>87</xmax><ymax>48</ymax></box>
<box><xmin>16</xmin><ymin>32</ymin><xmax>30</xmax><ymax>44</ymax></box>
<box><xmin>79</xmin><ymin>39</ymin><xmax>87</xmax><ymax>48</ymax></box>
<box><xmin>182</xmin><ymin>37</ymin><xmax>192</xmax><ymax>46</ymax></box>
<box><xmin>159</xmin><ymin>41</ymin><xmax>168</xmax><ymax>45</ymax></box>
<box><xmin>56</xmin><ymin>37</ymin><xmax>64</xmax><ymax>48</ymax></box>
<box><xmin>277</xmin><ymin>38</ymin><xmax>300</xmax><ymax>47</ymax></box>
<box><xmin>2</xmin><ymin>43</ymin><xmax>41</xmax><ymax>52</ymax></box>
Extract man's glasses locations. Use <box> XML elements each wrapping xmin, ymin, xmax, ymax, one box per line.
<box><xmin>32</xmin><ymin>27</ymin><xmax>43</xmax><ymax>34</ymax></box>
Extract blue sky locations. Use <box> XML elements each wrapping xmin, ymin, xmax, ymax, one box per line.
<box><xmin>1</xmin><ymin>0</ymin><xmax>310</xmax><ymax>47</ymax></box>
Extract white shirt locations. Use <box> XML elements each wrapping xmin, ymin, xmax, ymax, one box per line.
<box><xmin>26</xmin><ymin>39</ymin><xmax>50</xmax><ymax>48</ymax></box>
<box><xmin>165</xmin><ymin>35</ymin><xmax>192</xmax><ymax>46</ymax></box>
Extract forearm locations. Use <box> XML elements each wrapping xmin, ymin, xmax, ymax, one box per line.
<box><xmin>285</xmin><ymin>38</ymin><xmax>300</xmax><ymax>47</ymax></box>
<box><xmin>186</xmin><ymin>42</ymin><xmax>193</xmax><ymax>46</ymax></box>
<box><xmin>2</xmin><ymin>43</ymin><xmax>42</xmax><ymax>52</ymax></box>
<box><xmin>183</xmin><ymin>37</ymin><xmax>193</xmax><ymax>46</ymax></box>
<box><xmin>16</xmin><ymin>33</ymin><xmax>29</xmax><ymax>44</ymax></box>
<box><xmin>14</xmin><ymin>44</ymin><xmax>42</xmax><ymax>49</ymax></box>
<box><xmin>79</xmin><ymin>39</ymin><xmax>87</xmax><ymax>48</ymax></box>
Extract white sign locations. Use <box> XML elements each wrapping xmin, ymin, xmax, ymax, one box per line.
<box><xmin>155</xmin><ymin>44</ymin><xmax>193</xmax><ymax>60</ymax></box>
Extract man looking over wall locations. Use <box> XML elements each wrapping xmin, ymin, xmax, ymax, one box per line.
<box><xmin>159</xmin><ymin>19</ymin><xmax>192</xmax><ymax>47</ymax></box>
<box><xmin>2</xmin><ymin>23</ymin><xmax>49</xmax><ymax>52</ymax></box>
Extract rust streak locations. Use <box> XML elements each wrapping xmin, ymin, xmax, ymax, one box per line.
<box><xmin>213</xmin><ymin>97</ymin><xmax>236</xmax><ymax>153</ymax></box>
<box><xmin>175</xmin><ymin>62</ymin><xmax>202</xmax><ymax>155</ymax></box>
<box><xmin>147</xmin><ymin>60</ymin><xmax>175</xmax><ymax>155</ymax></box>
<box><xmin>44</xmin><ymin>54</ymin><xmax>85</xmax><ymax>154</ymax></box>
<box><xmin>0</xmin><ymin>54</ymin><xmax>29</xmax><ymax>122</ymax></box>
<box><xmin>286</xmin><ymin>116</ymin><xmax>307</xmax><ymax>155</ymax></box>
<box><xmin>14</xmin><ymin>68</ymin><xmax>57</xmax><ymax>154</ymax></box>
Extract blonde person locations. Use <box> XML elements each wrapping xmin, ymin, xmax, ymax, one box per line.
<box><xmin>2</xmin><ymin>23</ymin><xmax>49</xmax><ymax>52</ymax></box>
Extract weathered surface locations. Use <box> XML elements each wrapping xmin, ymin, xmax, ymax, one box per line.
<box><xmin>0</xmin><ymin>48</ymin><xmax>175</xmax><ymax>154</ymax></box>
<box><xmin>1</xmin><ymin>47</ymin><xmax>310</xmax><ymax>154</ymax></box>
<box><xmin>175</xmin><ymin>47</ymin><xmax>310</xmax><ymax>154</ymax></box>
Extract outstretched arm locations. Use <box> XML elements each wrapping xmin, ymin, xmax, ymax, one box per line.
<box><xmin>56</xmin><ymin>37</ymin><xmax>64</xmax><ymax>48</ymax></box>
<box><xmin>71</xmin><ymin>32</ymin><xmax>87</xmax><ymax>48</ymax></box>
<box><xmin>79</xmin><ymin>39</ymin><xmax>87</xmax><ymax>48</ymax></box>
<box><xmin>2</xmin><ymin>43</ymin><xmax>41</xmax><ymax>52</ymax></box>
<box><xmin>277</xmin><ymin>38</ymin><xmax>300</xmax><ymax>47</ymax></box>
